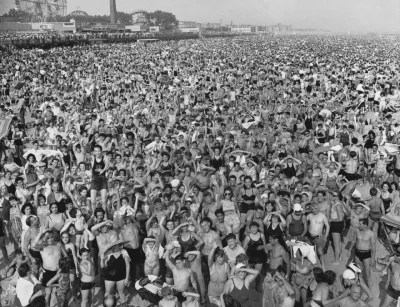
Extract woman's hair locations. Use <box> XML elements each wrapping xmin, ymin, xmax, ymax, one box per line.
<box><xmin>214</xmin><ymin>248</ymin><xmax>225</xmax><ymax>261</ymax></box>
<box><xmin>243</xmin><ymin>175</ymin><xmax>253</xmax><ymax>183</ymax></box>
<box><xmin>18</xmin><ymin>262</ymin><xmax>30</xmax><ymax>277</ymax></box>
<box><xmin>69</xmin><ymin>207</ymin><xmax>77</xmax><ymax>218</ymax></box>
<box><xmin>21</xmin><ymin>202</ymin><xmax>35</xmax><ymax>216</ymax></box>
<box><xmin>313</xmin><ymin>267</ymin><xmax>324</xmax><ymax>283</ymax></box>
<box><xmin>50</xmin><ymin>202</ymin><xmax>60</xmax><ymax>212</ymax></box>
<box><xmin>382</xmin><ymin>181</ymin><xmax>393</xmax><ymax>193</ymax></box>
<box><xmin>323</xmin><ymin>270</ymin><xmax>337</xmax><ymax>285</ymax></box>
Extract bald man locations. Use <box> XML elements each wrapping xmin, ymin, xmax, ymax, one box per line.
<box><xmin>324</xmin><ymin>284</ymin><xmax>372</xmax><ymax>307</ymax></box>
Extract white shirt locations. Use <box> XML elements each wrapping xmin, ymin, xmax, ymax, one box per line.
<box><xmin>16</xmin><ymin>275</ymin><xmax>40</xmax><ymax>307</ymax></box>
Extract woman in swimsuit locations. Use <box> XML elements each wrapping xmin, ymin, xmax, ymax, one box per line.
<box><xmin>90</xmin><ymin>144</ymin><xmax>109</xmax><ymax>212</ymax></box>
<box><xmin>208</xmin><ymin>244</ymin><xmax>230</xmax><ymax>305</ymax></box>
<box><xmin>239</xmin><ymin>176</ymin><xmax>261</xmax><ymax>225</ymax></box>
<box><xmin>322</xmin><ymin>163</ymin><xmax>339</xmax><ymax>191</ymax></box>
<box><xmin>310</xmin><ymin>269</ymin><xmax>336</xmax><ymax>307</ymax></box>
<box><xmin>45</xmin><ymin>202</ymin><xmax>65</xmax><ymax>241</ymax></box>
<box><xmin>380</xmin><ymin>182</ymin><xmax>395</xmax><ymax>214</ymax></box>
<box><xmin>263</xmin><ymin>213</ymin><xmax>286</xmax><ymax>244</ymax></box>
<box><xmin>208</xmin><ymin>142</ymin><xmax>227</xmax><ymax>171</ymax></box>
<box><xmin>243</xmin><ymin>221</ymin><xmax>267</xmax><ymax>291</ymax></box>
<box><xmin>217</xmin><ymin>188</ymin><xmax>241</xmax><ymax>241</ymax></box>
<box><xmin>223</xmin><ymin>265</ymin><xmax>259</xmax><ymax>307</ymax></box>
<box><xmin>3</xmin><ymin>171</ymin><xmax>16</xmax><ymax>195</ymax></box>
<box><xmin>291</xmin><ymin>247</ymin><xmax>314</xmax><ymax>306</ymax></box>
<box><xmin>172</xmin><ymin>220</ymin><xmax>203</xmax><ymax>255</ymax></box>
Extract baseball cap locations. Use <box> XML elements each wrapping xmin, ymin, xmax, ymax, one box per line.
<box><xmin>293</xmin><ymin>203</ymin><xmax>303</xmax><ymax>212</ymax></box>
<box><xmin>342</xmin><ymin>269</ymin><xmax>356</xmax><ymax>280</ymax></box>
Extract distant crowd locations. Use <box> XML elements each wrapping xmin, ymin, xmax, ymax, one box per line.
<box><xmin>0</xmin><ymin>34</ymin><xmax>399</xmax><ymax>307</ymax></box>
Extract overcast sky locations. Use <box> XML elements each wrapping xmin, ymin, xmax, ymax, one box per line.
<box><xmin>1</xmin><ymin>0</ymin><xmax>400</xmax><ymax>32</ymax></box>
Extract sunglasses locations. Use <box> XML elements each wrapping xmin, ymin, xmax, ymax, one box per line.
<box><xmin>224</xmin><ymin>193</ymin><xmax>231</xmax><ymax>196</ymax></box>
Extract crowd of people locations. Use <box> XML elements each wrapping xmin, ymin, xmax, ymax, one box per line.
<box><xmin>0</xmin><ymin>33</ymin><xmax>399</xmax><ymax>307</ymax></box>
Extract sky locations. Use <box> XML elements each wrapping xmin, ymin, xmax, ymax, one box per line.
<box><xmin>1</xmin><ymin>0</ymin><xmax>400</xmax><ymax>32</ymax></box>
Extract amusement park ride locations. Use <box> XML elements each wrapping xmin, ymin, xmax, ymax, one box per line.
<box><xmin>15</xmin><ymin>0</ymin><xmax>67</xmax><ymax>22</ymax></box>
<box><xmin>15</xmin><ymin>0</ymin><xmax>146</xmax><ymax>25</ymax></box>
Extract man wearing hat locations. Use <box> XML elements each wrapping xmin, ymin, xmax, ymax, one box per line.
<box><xmin>286</xmin><ymin>203</ymin><xmax>307</xmax><ymax>238</ymax></box>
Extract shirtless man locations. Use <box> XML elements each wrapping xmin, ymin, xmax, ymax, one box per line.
<box><xmin>118</xmin><ymin>213</ymin><xmax>140</xmax><ymax>283</ymax></box>
<box><xmin>381</xmin><ymin>247</ymin><xmax>400</xmax><ymax>307</ymax></box>
<box><xmin>339</xmin><ymin>151</ymin><xmax>358</xmax><ymax>181</ymax></box>
<box><xmin>184</xmin><ymin>250</ymin><xmax>205</xmax><ymax>304</ymax></box>
<box><xmin>366</xmin><ymin>188</ymin><xmax>383</xmax><ymax>238</ymax></box>
<box><xmin>348</xmin><ymin>218</ymin><xmax>375</xmax><ymax>284</ymax></box>
<box><xmin>91</xmin><ymin>220</ymin><xmax>117</xmax><ymax>257</ymax></box>
<box><xmin>193</xmin><ymin>166</ymin><xmax>216</xmax><ymax>192</ymax></box>
<box><xmin>313</xmin><ymin>191</ymin><xmax>331</xmax><ymax>217</ymax></box>
<box><xmin>325</xmin><ymin>284</ymin><xmax>372</xmax><ymax>307</ymax></box>
<box><xmin>199</xmin><ymin>217</ymin><xmax>222</xmax><ymax>286</ymax></box>
<box><xmin>201</xmin><ymin>192</ymin><xmax>219</xmax><ymax>225</ymax></box>
<box><xmin>215</xmin><ymin>209</ymin><xmax>229</xmax><ymax>244</ymax></box>
<box><xmin>302</xmin><ymin>168</ymin><xmax>318</xmax><ymax>192</ymax></box>
<box><xmin>269</xmin><ymin>234</ymin><xmax>290</xmax><ymax>278</ymax></box>
<box><xmin>23</xmin><ymin>216</ymin><xmax>41</xmax><ymax>265</ymax></box>
<box><xmin>91</xmin><ymin>219</ymin><xmax>117</xmax><ymax>289</ymax></box>
<box><xmin>33</xmin><ymin>228</ymin><xmax>67</xmax><ymax>306</ymax></box>
<box><xmin>165</xmin><ymin>248</ymin><xmax>198</xmax><ymax>304</ymax></box>
<box><xmin>307</xmin><ymin>204</ymin><xmax>330</xmax><ymax>270</ymax></box>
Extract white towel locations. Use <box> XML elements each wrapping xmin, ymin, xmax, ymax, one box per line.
<box><xmin>292</xmin><ymin>243</ymin><xmax>317</xmax><ymax>264</ymax></box>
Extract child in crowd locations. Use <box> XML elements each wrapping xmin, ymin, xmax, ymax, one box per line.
<box><xmin>158</xmin><ymin>286</ymin><xmax>178</xmax><ymax>307</ymax></box>
<box><xmin>143</xmin><ymin>235</ymin><xmax>161</xmax><ymax>275</ymax></box>
<box><xmin>182</xmin><ymin>288</ymin><xmax>200</xmax><ymax>307</ymax></box>
<box><xmin>46</xmin><ymin>257</ymin><xmax>71</xmax><ymax>307</ymax></box>
<box><xmin>79</xmin><ymin>248</ymin><xmax>95</xmax><ymax>307</ymax></box>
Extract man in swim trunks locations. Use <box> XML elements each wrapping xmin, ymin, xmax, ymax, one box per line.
<box><xmin>32</xmin><ymin>228</ymin><xmax>67</xmax><ymax>306</ymax></box>
<box><xmin>349</xmin><ymin>218</ymin><xmax>375</xmax><ymax>284</ymax></box>
<box><xmin>24</xmin><ymin>216</ymin><xmax>42</xmax><ymax>267</ymax></box>
<box><xmin>381</xmin><ymin>246</ymin><xmax>400</xmax><ymax>307</ymax></box>
<box><xmin>307</xmin><ymin>204</ymin><xmax>330</xmax><ymax>271</ymax></box>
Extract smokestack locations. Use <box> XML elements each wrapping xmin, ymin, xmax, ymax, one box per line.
<box><xmin>110</xmin><ymin>0</ymin><xmax>117</xmax><ymax>24</ymax></box>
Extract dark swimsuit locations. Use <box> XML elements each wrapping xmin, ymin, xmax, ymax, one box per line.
<box><xmin>241</xmin><ymin>188</ymin><xmax>256</xmax><ymax>213</ymax></box>
<box><xmin>91</xmin><ymin>156</ymin><xmax>108</xmax><ymax>190</ymax></box>
<box><xmin>178</xmin><ymin>232</ymin><xmax>196</xmax><ymax>254</ymax></box>
<box><xmin>382</xmin><ymin>194</ymin><xmax>391</xmax><ymax>213</ymax></box>
<box><xmin>246</xmin><ymin>233</ymin><xmax>266</xmax><ymax>265</ymax></box>
<box><xmin>229</xmin><ymin>278</ymin><xmax>250</xmax><ymax>307</ymax></box>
